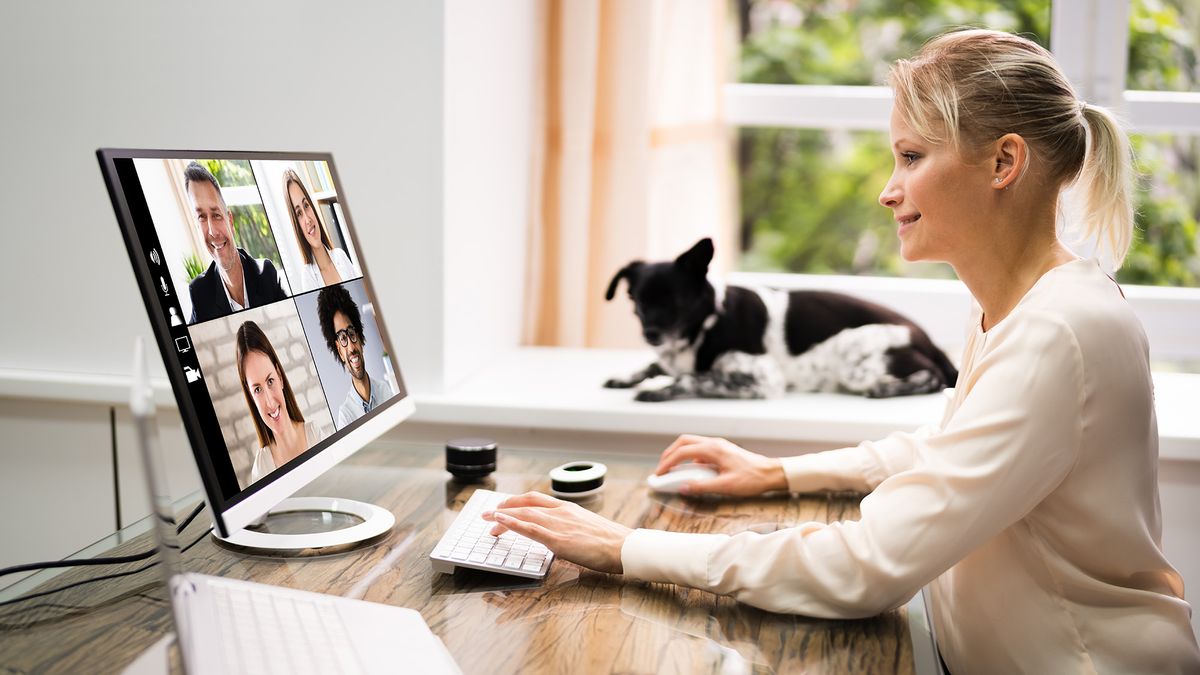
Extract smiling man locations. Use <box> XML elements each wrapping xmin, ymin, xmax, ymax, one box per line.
<box><xmin>316</xmin><ymin>284</ymin><xmax>394</xmax><ymax>428</ymax></box>
<box><xmin>184</xmin><ymin>161</ymin><xmax>287</xmax><ymax>323</ymax></box>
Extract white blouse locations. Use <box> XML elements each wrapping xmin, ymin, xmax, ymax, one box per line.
<box><xmin>300</xmin><ymin>247</ymin><xmax>360</xmax><ymax>292</ymax></box>
<box><xmin>249</xmin><ymin>420</ymin><xmax>332</xmax><ymax>485</ymax></box>
<box><xmin>621</xmin><ymin>259</ymin><xmax>1200</xmax><ymax>674</ymax></box>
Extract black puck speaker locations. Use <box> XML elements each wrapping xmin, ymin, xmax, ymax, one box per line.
<box><xmin>445</xmin><ymin>437</ymin><xmax>497</xmax><ymax>480</ymax></box>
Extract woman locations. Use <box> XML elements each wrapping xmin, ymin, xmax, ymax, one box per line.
<box><xmin>236</xmin><ymin>321</ymin><xmax>330</xmax><ymax>484</ymax></box>
<box><xmin>282</xmin><ymin>168</ymin><xmax>360</xmax><ymax>291</ymax></box>
<box><xmin>482</xmin><ymin>30</ymin><xmax>1200</xmax><ymax>673</ymax></box>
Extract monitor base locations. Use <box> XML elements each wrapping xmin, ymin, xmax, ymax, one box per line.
<box><xmin>212</xmin><ymin>497</ymin><xmax>394</xmax><ymax>551</ymax></box>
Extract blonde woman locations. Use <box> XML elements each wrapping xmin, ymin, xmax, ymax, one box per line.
<box><xmin>480</xmin><ymin>30</ymin><xmax>1200</xmax><ymax>673</ymax></box>
<box><xmin>282</xmin><ymin>168</ymin><xmax>360</xmax><ymax>291</ymax></box>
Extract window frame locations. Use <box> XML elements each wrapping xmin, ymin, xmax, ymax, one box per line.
<box><xmin>725</xmin><ymin>0</ymin><xmax>1200</xmax><ymax>363</ymax></box>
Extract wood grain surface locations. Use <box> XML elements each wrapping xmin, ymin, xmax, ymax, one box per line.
<box><xmin>0</xmin><ymin>441</ymin><xmax>917</xmax><ymax>674</ymax></box>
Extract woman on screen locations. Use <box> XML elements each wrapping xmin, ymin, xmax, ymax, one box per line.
<box><xmin>236</xmin><ymin>321</ymin><xmax>331</xmax><ymax>483</ymax></box>
<box><xmin>282</xmin><ymin>168</ymin><xmax>360</xmax><ymax>291</ymax></box>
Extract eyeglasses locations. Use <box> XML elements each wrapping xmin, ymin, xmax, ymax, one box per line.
<box><xmin>334</xmin><ymin>326</ymin><xmax>360</xmax><ymax>347</ymax></box>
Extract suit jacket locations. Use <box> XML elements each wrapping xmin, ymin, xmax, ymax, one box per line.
<box><xmin>188</xmin><ymin>248</ymin><xmax>288</xmax><ymax>323</ymax></box>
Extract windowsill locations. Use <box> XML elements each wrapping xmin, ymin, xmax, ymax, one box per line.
<box><xmin>411</xmin><ymin>347</ymin><xmax>1200</xmax><ymax>461</ymax></box>
<box><xmin>1</xmin><ymin>347</ymin><xmax>1195</xmax><ymax>461</ymax></box>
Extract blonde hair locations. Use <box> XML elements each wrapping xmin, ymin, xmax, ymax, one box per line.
<box><xmin>887</xmin><ymin>29</ymin><xmax>1134</xmax><ymax>267</ymax></box>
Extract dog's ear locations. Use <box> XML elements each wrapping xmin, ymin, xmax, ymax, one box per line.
<box><xmin>605</xmin><ymin>261</ymin><xmax>643</xmax><ymax>301</ymax></box>
<box><xmin>675</xmin><ymin>238</ymin><xmax>714</xmax><ymax>278</ymax></box>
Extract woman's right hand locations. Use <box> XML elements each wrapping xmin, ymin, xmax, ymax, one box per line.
<box><xmin>655</xmin><ymin>434</ymin><xmax>788</xmax><ymax>497</ymax></box>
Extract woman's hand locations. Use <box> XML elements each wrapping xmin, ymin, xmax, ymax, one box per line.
<box><xmin>482</xmin><ymin>492</ymin><xmax>632</xmax><ymax>574</ymax></box>
<box><xmin>655</xmin><ymin>434</ymin><xmax>787</xmax><ymax>497</ymax></box>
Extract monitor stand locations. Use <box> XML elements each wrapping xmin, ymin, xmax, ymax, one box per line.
<box><xmin>213</xmin><ymin>497</ymin><xmax>394</xmax><ymax>552</ymax></box>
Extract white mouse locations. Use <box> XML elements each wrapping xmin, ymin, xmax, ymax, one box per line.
<box><xmin>646</xmin><ymin>464</ymin><xmax>719</xmax><ymax>494</ymax></box>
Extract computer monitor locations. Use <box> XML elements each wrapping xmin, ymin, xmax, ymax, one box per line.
<box><xmin>97</xmin><ymin>149</ymin><xmax>414</xmax><ymax>550</ymax></box>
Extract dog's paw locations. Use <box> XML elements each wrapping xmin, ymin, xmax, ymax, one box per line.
<box><xmin>634</xmin><ymin>388</ymin><xmax>675</xmax><ymax>402</ymax></box>
<box><xmin>604</xmin><ymin>378</ymin><xmax>635</xmax><ymax>389</ymax></box>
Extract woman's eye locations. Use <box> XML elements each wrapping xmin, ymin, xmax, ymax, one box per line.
<box><xmin>902</xmin><ymin>152</ymin><xmax>920</xmax><ymax>166</ymax></box>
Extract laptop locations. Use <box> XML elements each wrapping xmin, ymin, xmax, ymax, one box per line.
<box><xmin>123</xmin><ymin>337</ymin><xmax>461</xmax><ymax>675</ymax></box>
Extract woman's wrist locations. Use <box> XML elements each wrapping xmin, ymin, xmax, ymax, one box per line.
<box><xmin>757</xmin><ymin>458</ymin><xmax>788</xmax><ymax>493</ymax></box>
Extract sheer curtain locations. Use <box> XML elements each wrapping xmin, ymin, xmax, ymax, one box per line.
<box><xmin>524</xmin><ymin>0</ymin><xmax>734</xmax><ymax>348</ymax></box>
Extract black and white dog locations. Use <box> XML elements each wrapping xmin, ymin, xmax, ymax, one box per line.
<box><xmin>604</xmin><ymin>238</ymin><xmax>958</xmax><ymax>402</ymax></box>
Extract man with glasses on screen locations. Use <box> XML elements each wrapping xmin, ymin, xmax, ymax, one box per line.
<box><xmin>317</xmin><ymin>284</ymin><xmax>394</xmax><ymax>428</ymax></box>
<box><xmin>184</xmin><ymin>161</ymin><xmax>287</xmax><ymax>323</ymax></box>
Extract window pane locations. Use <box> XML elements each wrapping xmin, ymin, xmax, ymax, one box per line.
<box><xmin>1120</xmin><ymin>133</ymin><xmax>1200</xmax><ymax>287</ymax></box>
<box><xmin>733</xmin><ymin>0</ymin><xmax>1050</xmax><ymax>86</ymax></box>
<box><xmin>736</xmin><ymin>127</ymin><xmax>956</xmax><ymax>279</ymax></box>
<box><xmin>735</xmin><ymin>128</ymin><xmax>1200</xmax><ymax>288</ymax></box>
<box><xmin>1128</xmin><ymin>0</ymin><xmax>1200</xmax><ymax>93</ymax></box>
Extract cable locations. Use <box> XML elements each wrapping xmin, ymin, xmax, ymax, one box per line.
<box><xmin>0</xmin><ymin>502</ymin><xmax>205</xmax><ymax>580</ymax></box>
<box><xmin>0</xmin><ymin>525</ymin><xmax>212</xmax><ymax>613</ymax></box>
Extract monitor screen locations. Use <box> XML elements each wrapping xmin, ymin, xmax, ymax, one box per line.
<box><xmin>98</xmin><ymin>149</ymin><xmax>413</xmax><ymax>537</ymax></box>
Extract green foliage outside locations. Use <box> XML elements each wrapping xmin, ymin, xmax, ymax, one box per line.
<box><xmin>183</xmin><ymin>252</ymin><xmax>205</xmax><ymax>283</ymax></box>
<box><xmin>735</xmin><ymin>0</ymin><xmax>1200</xmax><ymax>287</ymax></box>
<box><xmin>200</xmin><ymin>159</ymin><xmax>282</xmax><ymax>268</ymax></box>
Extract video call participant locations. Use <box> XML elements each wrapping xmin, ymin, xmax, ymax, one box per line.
<box><xmin>282</xmin><ymin>168</ymin><xmax>361</xmax><ymax>291</ymax></box>
<box><xmin>317</xmin><ymin>284</ymin><xmax>394</xmax><ymax>428</ymax></box>
<box><xmin>185</xmin><ymin>161</ymin><xmax>288</xmax><ymax>323</ymax></box>
<box><xmin>236</xmin><ymin>321</ymin><xmax>331</xmax><ymax>484</ymax></box>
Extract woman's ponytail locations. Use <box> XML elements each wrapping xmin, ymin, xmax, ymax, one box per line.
<box><xmin>1075</xmin><ymin>103</ymin><xmax>1135</xmax><ymax>268</ymax></box>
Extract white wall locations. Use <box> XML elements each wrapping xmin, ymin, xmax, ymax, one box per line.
<box><xmin>0</xmin><ymin>0</ymin><xmax>543</xmax><ymax>566</ymax></box>
<box><xmin>0</xmin><ymin>1</ymin><xmax>445</xmax><ymax>394</ymax></box>
<box><xmin>443</xmin><ymin>0</ymin><xmax>538</xmax><ymax>388</ymax></box>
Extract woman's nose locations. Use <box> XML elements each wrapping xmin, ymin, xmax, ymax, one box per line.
<box><xmin>879</xmin><ymin>178</ymin><xmax>902</xmax><ymax>208</ymax></box>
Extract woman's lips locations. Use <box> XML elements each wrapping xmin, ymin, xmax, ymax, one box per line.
<box><xmin>897</xmin><ymin>214</ymin><xmax>921</xmax><ymax>235</ymax></box>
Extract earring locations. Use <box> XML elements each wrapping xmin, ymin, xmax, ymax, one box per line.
<box><xmin>994</xmin><ymin>178</ymin><xmax>1001</xmax><ymax>184</ymax></box>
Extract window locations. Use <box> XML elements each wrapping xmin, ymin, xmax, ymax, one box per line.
<box><xmin>726</xmin><ymin>0</ymin><xmax>1200</xmax><ymax>368</ymax></box>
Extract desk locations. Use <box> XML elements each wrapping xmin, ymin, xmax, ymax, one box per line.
<box><xmin>0</xmin><ymin>441</ymin><xmax>936</xmax><ymax>674</ymax></box>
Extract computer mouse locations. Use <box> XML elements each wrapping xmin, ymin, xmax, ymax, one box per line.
<box><xmin>646</xmin><ymin>464</ymin><xmax>719</xmax><ymax>494</ymax></box>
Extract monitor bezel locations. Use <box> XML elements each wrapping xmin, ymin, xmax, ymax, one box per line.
<box><xmin>97</xmin><ymin>148</ymin><xmax>413</xmax><ymax>537</ymax></box>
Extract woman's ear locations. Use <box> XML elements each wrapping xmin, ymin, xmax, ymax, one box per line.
<box><xmin>992</xmin><ymin>133</ymin><xmax>1027</xmax><ymax>190</ymax></box>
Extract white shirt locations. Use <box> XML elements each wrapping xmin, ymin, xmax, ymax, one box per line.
<box><xmin>621</xmin><ymin>259</ymin><xmax>1200</xmax><ymax>674</ymax></box>
<box><xmin>219</xmin><ymin>262</ymin><xmax>248</xmax><ymax>312</ymax></box>
<box><xmin>300</xmin><ymin>248</ymin><xmax>360</xmax><ymax>292</ymax></box>
<box><xmin>336</xmin><ymin>375</ymin><xmax>394</xmax><ymax>429</ymax></box>
<box><xmin>248</xmin><ymin>420</ymin><xmax>332</xmax><ymax>485</ymax></box>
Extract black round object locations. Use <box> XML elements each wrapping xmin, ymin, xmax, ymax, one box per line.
<box><xmin>445</xmin><ymin>437</ymin><xmax>497</xmax><ymax>480</ymax></box>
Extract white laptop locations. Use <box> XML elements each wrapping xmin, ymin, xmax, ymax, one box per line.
<box><xmin>124</xmin><ymin>338</ymin><xmax>461</xmax><ymax>675</ymax></box>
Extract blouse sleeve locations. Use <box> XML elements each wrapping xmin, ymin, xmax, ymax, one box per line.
<box><xmin>621</xmin><ymin>310</ymin><xmax>1084</xmax><ymax>617</ymax></box>
<box><xmin>780</xmin><ymin>425</ymin><xmax>940</xmax><ymax>494</ymax></box>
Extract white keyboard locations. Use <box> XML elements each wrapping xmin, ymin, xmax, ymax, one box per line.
<box><xmin>207</xmin><ymin>577</ymin><xmax>363</xmax><ymax>675</ymax></box>
<box><xmin>429</xmin><ymin>489</ymin><xmax>554</xmax><ymax>579</ymax></box>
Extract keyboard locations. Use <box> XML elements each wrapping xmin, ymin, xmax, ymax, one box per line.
<box><xmin>204</xmin><ymin>576</ymin><xmax>364</xmax><ymax>675</ymax></box>
<box><xmin>429</xmin><ymin>489</ymin><xmax>554</xmax><ymax>579</ymax></box>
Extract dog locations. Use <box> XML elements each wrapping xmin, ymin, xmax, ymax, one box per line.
<box><xmin>603</xmin><ymin>238</ymin><xmax>958</xmax><ymax>402</ymax></box>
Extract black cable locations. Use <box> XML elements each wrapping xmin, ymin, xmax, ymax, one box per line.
<box><xmin>0</xmin><ymin>525</ymin><xmax>212</xmax><ymax>612</ymax></box>
<box><xmin>0</xmin><ymin>502</ymin><xmax>205</xmax><ymax>580</ymax></box>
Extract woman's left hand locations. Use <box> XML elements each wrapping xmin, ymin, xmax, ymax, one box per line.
<box><xmin>481</xmin><ymin>491</ymin><xmax>632</xmax><ymax>574</ymax></box>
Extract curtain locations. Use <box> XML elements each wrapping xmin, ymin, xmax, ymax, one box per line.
<box><xmin>524</xmin><ymin>0</ymin><xmax>734</xmax><ymax>348</ymax></box>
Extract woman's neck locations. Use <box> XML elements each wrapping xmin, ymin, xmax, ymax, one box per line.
<box><xmin>951</xmin><ymin>198</ymin><xmax>1077</xmax><ymax>331</ymax></box>
<box><xmin>312</xmin><ymin>244</ymin><xmax>334</xmax><ymax>269</ymax></box>
<box><xmin>270</xmin><ymin>419</ymin><xmax>308</xmax><ymax>466</ymax></box>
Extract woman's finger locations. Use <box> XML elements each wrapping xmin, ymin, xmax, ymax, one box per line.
<box><xmin>491</xmin><ymin>512</ymin><xmax>556</xmax><ymax>547</ymax></box>
<box><xmin>656</xmin><ymin>443</ymin><xmax>721</xmax><ymax>475</ymax></box>
<box><xmin>494</xmin><ymin>491</ymin><xmax>561</xmax><ymax>510</ymax></box>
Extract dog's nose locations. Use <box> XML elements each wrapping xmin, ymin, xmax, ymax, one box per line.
<box><xmin>643</xmin><ymin>330</ymin><xmax>663</xmax><ymax>345</ymax></box>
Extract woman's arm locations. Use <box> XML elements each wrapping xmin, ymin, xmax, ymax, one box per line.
<box><xmin>490</xmin><ymin>310</ymin><xmax>1083</xmax><ymax>618</ymax></box>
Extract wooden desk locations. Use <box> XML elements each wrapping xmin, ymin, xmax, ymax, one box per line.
<box><xmin>0</xmin><ymin>441</ymin><xmax>934</xmax><ymax>674</ymax></box>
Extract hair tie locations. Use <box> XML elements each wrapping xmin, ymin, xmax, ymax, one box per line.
<box><xmin>1078</xmin><ymin>100</ymin><xmax>1088</xmax><ymax>115</ymax></box>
